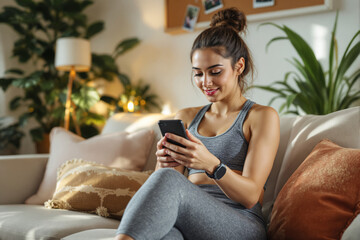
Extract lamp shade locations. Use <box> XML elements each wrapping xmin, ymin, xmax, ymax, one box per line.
<box><xmin>55</xmin><ymin>37</ymin><xmax>91</xmax><ymax>72</ymax></box>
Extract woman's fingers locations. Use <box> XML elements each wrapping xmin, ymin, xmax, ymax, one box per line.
<box><xmin>166</xmin><ymin>133</ymin><xmax>190</xmax><ymax>147</ymax></box>
<box><xmin>163</xmin><ymin>148</ymin><xmax>192</xmax><ymax>168</ymax></box>
<box><xmin>158</xmin><ymin>132</ymin><xmax>205</xmax><ymax>169</ymax></box>
<box><xmin>156</xmin><ymin>137</ymin><xmax>167</xmax><ymax>150</ymax></box>
<box><xmin>157</xmin><ymin>155</ymin><xmax>181</xmax><ymax>167</ymax></box>
<box><xmin>159</xmin><ymin>161</ymin><xmax>181</xmax><ymax>168</ymax></box>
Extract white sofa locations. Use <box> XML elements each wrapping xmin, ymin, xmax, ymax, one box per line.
<box><xmin>0</xmin><ymin>107</ymin><xmax>359</xmax><ymax>240</ymax></box>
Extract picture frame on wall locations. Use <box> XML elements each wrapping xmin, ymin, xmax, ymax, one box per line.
<box><xmin>202</xmin><ymin>0</ymin><xmax>223</xmax><ymax>14</ymax></box>
<box><xmin>182</xmin><ymin>5</ymin><xmax>200</xmax><ymax>31</ymax></box>
<box><xmin>253</xmin><ymin>0</ymin><xmax>275</xmax><ymax>9</ymax></box>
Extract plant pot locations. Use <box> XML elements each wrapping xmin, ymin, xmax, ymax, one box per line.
<box><xmin>36</xmin><ymin>133</ymin><xmax>50</xmax><ymax>153</ymax></box>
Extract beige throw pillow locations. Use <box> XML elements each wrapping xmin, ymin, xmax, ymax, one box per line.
<box><xmin>45</xmin><ymin>159</ymin><xmax>152</xmax><ymax>218</ymax></box>
<box><xmin>26</xmin><ymin>127</ymin><xmax>154</xmax><ymax>205</ymax></box>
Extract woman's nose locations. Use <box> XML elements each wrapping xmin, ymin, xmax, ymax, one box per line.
<box><xmin>203</xmin><ymin>75</ymin><xmax>213</xmax><ymax>87</ymax></box>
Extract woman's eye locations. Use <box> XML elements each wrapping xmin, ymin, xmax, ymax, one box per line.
<box><xmin>194</xmin><ymin>72</ymin><xmax>203</xmax><ymax>77</ymax></box>
<box><xmin>211</xmin><ymin>71</ymin><xmax>222</xmax><ymax>75</ymax></box>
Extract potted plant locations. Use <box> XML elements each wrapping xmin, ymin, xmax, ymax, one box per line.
<box><xmin>101</xmin><ymin>79</ymin><xmax>162</xmax><ymax>114</ymax></box>
<box><xmin>0</xmin><ymin>0</ymin><xmax>140</xmax><ymax>152</ymax></box>
<box><xmin>251</xmin><ymin>12</ymin><xmax>360</xmax><ymax>115</ymax></box>
<box><xmin>0</xmin><ymin>117</ymin><xmax>24</xmax><ymax>155</ymax></box>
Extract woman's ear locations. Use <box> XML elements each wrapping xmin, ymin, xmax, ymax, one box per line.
<box><xmin>235</xmin><ymin>57</ymin><xmax>245</xmax><ymax>75</ymax></box>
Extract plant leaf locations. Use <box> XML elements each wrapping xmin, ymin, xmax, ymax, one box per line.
<box><xmin>85</xmin><ymin>21</ymin><xmax>104</xmax><ymax>39</ymax></box>
<box><xmin>12</xmin><ymin>77</ymin><xmax>39</xmax><ymax>88</ymax></box>
<box><xmin>9</xmin><ymin>96</ymin><xmax>22</xmax><ymax>110</ymax></box>
<box><xmin>80</xmin><ymin>124</ymin><xmax>99</xmax><ymax>139</ymax></box>
<box><xmin>19</xmin><ymin>112</ymin><xmax>32</xmax><ymax>127</ymax></box>
<box><xmin>251</xmin><ymin>85</ymin><xmax>287</xmax><ymax>96</ymax></box>
<box><xmin>333</xmin><ymin>39</ymin><xmax>360</xmax><ymax>91</ymax></box>
<box><xmin>328</xmin><ymin>11</ymin><xmax>339</xmax><ymax>92</ymax></box>
<box><xmin>5</xmin><ymin>68</ymin><xmax>24</xmax><ymax>75</ymax></box>
<box><xmin>118</xmin><ymin>73</ymin><xmax>131</xmax><ymax>86</ymax></box>
<box><xmin>100</xmin><ymin>95</ymin><xmax>118</xmax><ymax>105</ymax></box>
<box><xmin>92</xmin><ymin>54</ymin><xmax>118</xmax><ymax>73</ymax></box>
<box><xmin>72</xmin><ymin>86</ymin><xmax>100</xmax><ymax>110</ymax></box>
<box><xmin>265</xmin><ymin>36</ymin><xmax>288</xmax><ymax>52</ymax></box>
<box><xmin>30</xmin><ymin>127</ymin><xmax>44</xmax><ymax>142</ymax></box>
<box><xmin>0</xmin><ymin>78</ymin><xmax>14</xmax><ymax>91</ymax></box>
<box><xmin>113</xmin><ymin>38</ymin><xmax>140</xmax><ymax>59</ymax></box>
<box><xmin>286</xmin><ymin>94</ymin><xmax>297</xmax><ymax>109</ymax></box>
<box><xmin>339</xmin><ymin>90</ymin><xmax>360</xmax><ymax>109</ymax></box>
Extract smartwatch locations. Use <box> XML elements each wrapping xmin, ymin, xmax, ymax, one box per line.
<box><xmin>206</xmin><ymin>163</ymin><xmax>227</xmax><ymax>180</ymax></box>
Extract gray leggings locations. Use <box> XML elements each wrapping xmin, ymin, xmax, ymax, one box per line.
<box><xmin>116</xmin><ymin>168</ymin><xmax>267</xmax><ymax>240</ymax></box>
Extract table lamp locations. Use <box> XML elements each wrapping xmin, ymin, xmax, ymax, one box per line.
<box><xmin>55</xmin><ymin>37</ymin><xmax>91</xmax><ymax>134</ymax></box>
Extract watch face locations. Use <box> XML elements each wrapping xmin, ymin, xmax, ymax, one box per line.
<box><xmin>215</xmin><ymin>165</ymin><xmax>226</xmax><ymax>179</ymax></box>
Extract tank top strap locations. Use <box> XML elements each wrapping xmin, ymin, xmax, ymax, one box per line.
<box><xmin>188</xmin><ymin>104</ymin><xmax>211</xmax><ymax>130</ymax></box>
<box><xmin>235</xmin><ymin>100</ymin><xmax>255</xmax><ymax>140</ymax></box>
<box><xmin>238</xmin><ymin>100</ymin><xmax>255</xmax><ymax>126</ymax></box>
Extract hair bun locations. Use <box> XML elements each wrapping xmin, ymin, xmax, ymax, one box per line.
<box><xmin>210</xmin><ymin>7</ymin><xmax>246</xmax><ymax>33</ymax></box>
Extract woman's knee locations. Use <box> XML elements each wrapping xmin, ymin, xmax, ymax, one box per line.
<box><xmin>142</xmin><ymin>168</ymin><xmax>190</xmax><ymax>198</ymax></box>
<box><xmin>150</xmin><ymin>168</ymin><xmax>184</xmax><ymax>184</ymax></box>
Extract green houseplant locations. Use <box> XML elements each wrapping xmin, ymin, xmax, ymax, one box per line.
<box><xmin>252</xmin><ymin>13</ymin><xmax>360</xmax><ymax>115</ymax></box>
<box><xmin>0</xmin><ymin>0</ymin><xmax>140</xmax><ymax>151</ymax></box>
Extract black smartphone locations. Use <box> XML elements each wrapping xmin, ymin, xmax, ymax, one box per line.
<box><xmin>158</xmin><ymin>120</ymin><xmax>188</xmax><ymax>148</ymax></box>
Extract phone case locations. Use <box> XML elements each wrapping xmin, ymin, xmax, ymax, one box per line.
<box><xmin>158</xmin><ymin>120</ymin><xmax>188</xmax><ymax>148</ymax></box>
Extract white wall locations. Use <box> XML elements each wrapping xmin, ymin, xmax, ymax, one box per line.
<box><xmin>85</xmin><ymin>0</ymin><xmax>360</xmax><ymax>112</ymax></box>
<box><xmin>0</xmin><ymin>0</ymin><xmax>359</xmax><ymax>153</ymax></box>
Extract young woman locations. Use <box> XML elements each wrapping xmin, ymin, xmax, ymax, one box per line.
<box><xmin>115</xmin><ymin>7</ymin><xmax>280</xmax><ymax>240</ymax></box>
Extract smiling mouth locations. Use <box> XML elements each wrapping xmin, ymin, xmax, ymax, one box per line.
<box><xmin>204</xmin><ymin>88</ymin><xmax>219</xmax><ymax>96</ymax></box>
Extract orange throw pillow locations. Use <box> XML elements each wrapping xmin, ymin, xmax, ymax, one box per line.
<box><xmin>268</xmin><ymin>139</ymin><xmax>360</xmax><ymax>240</ymax></box>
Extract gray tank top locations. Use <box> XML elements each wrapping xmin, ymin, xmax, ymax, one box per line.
<box><xmin>187</xmin><ymin>100</ymin><xmax>255</xmax><ymax>175</ymax></box>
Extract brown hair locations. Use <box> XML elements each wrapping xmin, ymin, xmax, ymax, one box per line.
<box><xmin>190</xmin><ymin>8</ymin><xmax>254</xmax><ymax>93</ymax></box>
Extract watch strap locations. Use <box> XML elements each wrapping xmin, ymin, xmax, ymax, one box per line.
<box><xmin>206</xmin><ymin>163</ymin><xmax>226</xmax><ymax>180</ymax></box>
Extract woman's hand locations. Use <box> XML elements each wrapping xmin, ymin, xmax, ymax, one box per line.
<box><xmin>161</xmin><ymin>130</ymin><xmax>220</xmax><ymax>173</ymax></box>
<box><xmin>156</xmin><ymin>136</ymin><xmax>182</xmax><ymax>168</ymax></box>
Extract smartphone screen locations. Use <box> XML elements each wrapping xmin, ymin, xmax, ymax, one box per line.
<box><xmin>158</xmin><ymin>120</ymin><xmax>188</xmax><ymax>148</ymax></box>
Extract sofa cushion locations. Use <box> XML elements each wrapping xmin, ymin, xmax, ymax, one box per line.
<box><xmin>102</xmin><ymin>113</ymin><xmax>175</xmax><ymax>171</ymax></box>
<box><xmin>268</xmin><ymin>139</ymin><xmax>360</xmax><ymax>240</ymax></box>
<box><xmin>261</xmin><ymin>116</ymin><xmax>296</xmax><ymax>222</ymax></box>
<box><xmin>62</xmin><ymin>229</ymin><xmax>117</xmax><ymax>240</ymax></box>
<box><xmin>0</xmin><ymin>154</ymin><xmax>48</xmax><ymax>204</ymax></box>
<box><xmin>45</xmin><ymin>159</ymin><xmax>152</xmax><ymax>219</ymax></box>
<box><xmin>25</xmin><ymin>127</ymin><xmax>154</xmax><ymax>205</ymax></box>
<box><xmin>271</xmin><ymin>107</ymin><xmax>360</xmax><ymax>207</ymax></box>
<box><xmin>0</xmin><ymin>205</ymin><xmax>119</xmax><ymax>240</ymax></box>
<box><xmin>341</xmin><ymin>214</ymin><xmax>360</xmax><ymax>240</ymax></box>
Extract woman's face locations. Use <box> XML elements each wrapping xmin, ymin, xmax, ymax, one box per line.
<box><xmin>191</xmin><ymin>48</ymin><xmax>243</xmax><ymax>103</ymax></box>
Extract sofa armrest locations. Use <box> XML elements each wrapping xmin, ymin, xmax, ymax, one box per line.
<box><xmin>0</xmin><ymin>154</ymin><xmax>49</xmax><ymax>204</ymax></box>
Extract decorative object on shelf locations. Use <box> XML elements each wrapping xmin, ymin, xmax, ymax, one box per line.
<box><xmin>0</xmin><ymin>0</ymin><xmax>140</xmax><ymax>152</ymax></box>
<box><xmin>55</xmin><ymin>38</ymin><xmax>91</xmax><ymax>135</ymax></box>
<box><xmin>251</xmin><ymin>12</ymin><xmax>360</xmax><ymax>115</ymax></box>
<box><xmin>101</xmin><ymin>80</ymin><xmax>161</xmax><ymax>114</ymax></box>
